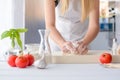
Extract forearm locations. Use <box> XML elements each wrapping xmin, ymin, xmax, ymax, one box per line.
<box><xmin>44</xmin><ymin>0</ymin><xmax>66</xmax><ymax>48</ymax></box>
<box><xmin>83</xmin><ymin>24</ymin><xmax>99</xmax><ymax>45</ymax></box>
<box><xmin>82</xmin><ymin>0</ymin><xmax>99</xmax><ymax>45</ymax></box>
<box><xmin>47</xmin><ymin>26</ymin><xmax>66</xmax><ymax>48</ymax></box>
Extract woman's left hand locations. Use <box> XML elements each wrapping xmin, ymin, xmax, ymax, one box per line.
<box><xmin>75</xmin><ymin>40</ymin><xmax>88</xmax><ymax>55</ymax></box>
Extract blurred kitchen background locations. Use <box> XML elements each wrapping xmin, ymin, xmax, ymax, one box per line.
<box><xmin>0</xmin><ymin>0</ymin><xmax>120</xmax><ymax>58</ymax></box>
<box><xmin>25</xmin><ymin>0</ymin><xmax>120</xmax><ymax>50</ymax></box>
<box><xmin>25</xmin><ymin>0</ymin><xmax>45</xmax><ymax>44</ymax></box>
<box><xmin>91</xmin><ymin>0</ymin><xmax>120</xmax><ymax>50</ymax></box>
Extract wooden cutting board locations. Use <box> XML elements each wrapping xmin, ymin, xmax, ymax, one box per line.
<box><xmin>33</xmin><ymin>50</ymin><xmax>120</xmax><ymax>64</ymax></box>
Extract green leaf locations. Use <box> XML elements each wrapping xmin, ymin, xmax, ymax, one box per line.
<box><xmin>14</xmin><ymin>30</ymin><xmax>22</xmax><ymax>49</ymax></box>
<box><xmin>1</xmin><ymin>31</ymin><xmax>11</xmax><ymax>39</ymax></box>
<box><xmin>11</xmin><ymin>38</ymin><xmax>15</xmax><ymax>48</ymax></box>
<box><xmin>10</xmin><ymin>32</ymin><xmax>15</xmax><ymax>39</ymax></box>
<box><xmin>14</xmin><ymin>30</ymin><xmax>20</xmax><ymax>38</ymax></box>
<box><xmin>16</xmin><ymin>37</ymin><xmax>23</xmax><ymax>50</ymax></box>
<box><xmin>10</xmin><ymin>29</ymin><xmax>15</xmax><ymax>31</ymax></box>
<box><xmin>16</xmin><ymin>28</ymin><xmax>28</xmax><ymax>33</ymax></box>
<box><xmin>10</xmin><ymin>33</ymin><xmax>15</xmax><ymax>48</ymax></box>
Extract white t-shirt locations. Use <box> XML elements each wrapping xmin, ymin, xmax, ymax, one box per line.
<box><xmin>49</xmin><ymin>0</ymin><xmax>89</xmax><ymax>52</ymax></box>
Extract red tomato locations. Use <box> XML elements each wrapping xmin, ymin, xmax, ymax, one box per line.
<box><xmin>24</xmin><ymin>54</ymin><xmax>34</xmax><ymax>66</ymax></box>
<box><xmin>8</xmin><ymin>55</ymin><xmax>17</xmax><ymax>67</ymax></box>
<box><xmin>99</xmin><ymin>52</ymin><xmax>112</xmax><ymax>64</ymax></box>
<box><xmin>15</xmin><ymin>56</ymin><xmax>29</xmax><ymax>68</ymax></box>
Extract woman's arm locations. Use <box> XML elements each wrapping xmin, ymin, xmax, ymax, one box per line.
<box><xmin>45</xmin><ymin>0</ymin><xmax>74</xmax><ymax>53</ymax></box>
<box><xmin>44</xmin><ymin>0</ymin><xmax>66</xmax><ymax>48</ymax></box>
<box><xmin>76</xmin><ymin>0</ymin><xmax>99</xmax><ymax>55</ymax></box>
<box><xmin>45</xmin><ymin>0</ymin><xmax>76</xmax><ymax>53</ymax></box>
<box><xmin>83</xmin><ymin>0</ymin><xmax>100</xmax><ymax>45</ymax></box>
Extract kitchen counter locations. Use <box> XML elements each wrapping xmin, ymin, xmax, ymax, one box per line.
<box><xmin>1</xmin><ymin>50</ymin><xmax>120</xmax><ymax>80</ymax></box>
<box><xmin>0</xmin><ymin>62</ymin><xmax>120</xmax><ymax>80</ymax></box>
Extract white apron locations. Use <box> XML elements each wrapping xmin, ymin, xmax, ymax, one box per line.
<box><xmin>49</xmin><ymin>0</ymin><xmax>89</xmax><ymax>52</ymax></box>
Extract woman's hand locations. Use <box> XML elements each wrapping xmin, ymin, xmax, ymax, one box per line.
<box><xmin>61</xmin><ymin>41</ymin><xmax>77</xmax><ymax>54</ymax></box>
<box><xmin>75</xmin><ymin>40</ymin><xmax>88</xmax><ymax>55</ymax></box>
<box><xmin>61</xmin><ymin>40</ymin><xmax>88</xmax><ymax>55</ymax></box>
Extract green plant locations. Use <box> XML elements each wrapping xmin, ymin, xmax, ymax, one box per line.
<box><xmin>1</xmin><ymin>28</ymin><xmax>28</xmax><ymax>50</ymax></box>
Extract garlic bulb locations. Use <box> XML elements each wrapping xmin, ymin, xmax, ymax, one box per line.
<box><xmin>34</xmin><ymin>58</ymin><xmax>47</xmax><ymax>69</ymax></box>
<box><xmin>34</xmin><ymin>52</ymin><xmax>47</xmax><ymax>69</ymax></box>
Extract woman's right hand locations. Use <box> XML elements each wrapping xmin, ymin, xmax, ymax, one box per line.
<box><xmin>61</xmin><ymin>41</ymin><xmax>77</xmax><ymax>54</ymax></box>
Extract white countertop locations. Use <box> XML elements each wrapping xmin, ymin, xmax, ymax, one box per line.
<box><xmin>0</xmin><ymin>62</ymin><xmax>120</xmax><ymax>80</ymax></box>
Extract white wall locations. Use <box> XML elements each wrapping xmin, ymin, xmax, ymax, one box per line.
<box><xmin>0</xmin><ymin>0</ymin><xmax>25</xmax><ymax>60</ymax></box>
<box><xmin>13</xmin><ymin>0</ymin><xmax>25</xmax><ymax>28</ymax></box>
<box><xmin>0</xmin><ymin>0</ymin><xmax>13</xmax><ymax>60</ymax></box>
<box><xmin>116</xmin><ymin>14</ymin><xmax>120</xmax><ymax>44</ymax></box>
<box><xmin>13</xmin><ymin>0</ymin><xmax>25</xmax><ymax>49</ymax></box>
<box><xmin>116</xmin><ymin>1</ymin><xmax>120</xmax><ymax>44</ymax></box>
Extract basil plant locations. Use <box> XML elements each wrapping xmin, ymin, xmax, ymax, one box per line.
<box><xmin>1</xmin><ymin>28</ymin><xmax>28</xmax><ymax>50</ymax></box>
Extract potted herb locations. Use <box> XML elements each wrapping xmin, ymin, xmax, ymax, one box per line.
<box><xmin>1</xmin><ymin>28</ymin><xmax>28</xmax><ymax>56</ymax></box>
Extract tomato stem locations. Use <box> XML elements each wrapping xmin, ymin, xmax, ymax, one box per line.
<box><xmin>19</xmin><ymin>50</ymin><xmax>24</xmax><ymax>56</ymax></box>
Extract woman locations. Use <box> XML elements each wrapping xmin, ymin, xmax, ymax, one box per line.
<box><xmin>45</xmin><ymin>0</ymin><xmax>99</xmax><ymax>55</ymax></box>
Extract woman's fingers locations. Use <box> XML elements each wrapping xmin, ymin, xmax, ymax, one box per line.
<box><xmin>65</xmin><ymin>42</ymin><xmax>75</xmax><ymax>50</ymax></box>
<box><xmin>61</xmin><ymin>41</ymin><xmax>77</xmax><ymax>54</ymax></box>
<box><xmin>65</xmin><ymin>41</ymin><xmax>77</xmax><ymax>53</ymax></box>
<box><xmin>62</xmin><ymin>46</ymin><xmax>70</xmax><ymax>54</ymax></box>
<box><xmin>61</xmin><ymin>41</ymin><xmax>88</xmax><ymax>55</ymax></box>
<box><xmin>80</xmin><ymin>47</ymin><xmax>88</xmax><ymax>55</ymax></box>
<box><xmin>61</xmin><ymin>41</ymin><xmax>73</xmax><ymax>54</ymax></box>
<box><xmin>76</xmin><ymin>43</ymin><xmax>84</xmax><ymax>54</ymax></box>
<box><xmin>76</xmin><ymin>41</ymin><xmax>88</xmax><ymax>55</ymax></box>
